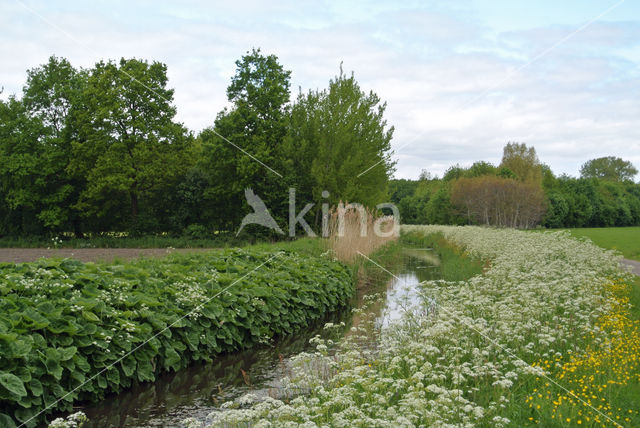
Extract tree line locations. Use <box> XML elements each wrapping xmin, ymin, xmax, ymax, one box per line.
<box><xmin>391</xmin><ymin>145</ymin><xmax>640</xmax><ymax>228</ymax></box>
<box><xmin>0</xmin><ymin>50</ymin><xmax>395</xmax><ymax>238</ymax></box>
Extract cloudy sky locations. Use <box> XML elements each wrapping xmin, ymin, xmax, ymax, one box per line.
<box><xmin>2</xmin><ymin>0</ymin><xmax>640</xmax><ymax>179</ymax></box>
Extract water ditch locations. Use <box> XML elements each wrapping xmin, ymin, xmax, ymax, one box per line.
<box><xmin>77</xmin><ymin>247</ymin><xmax>441</xmax><ymax>427</ymax></box>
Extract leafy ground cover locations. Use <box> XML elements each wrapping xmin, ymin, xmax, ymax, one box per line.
<box><xmin>562</xmin><ymin>227</ymin><xmax>640</xmax><ymax>261</ymax></box>
<box><xmin>196</xmin><ymin>226</ymin><xmax>639</xmax><ymax>427</ymax></box>
<box><xmin>0</xmin><ymin>245</ymin><xmax>353</xmax><ymax>427</ymax></box>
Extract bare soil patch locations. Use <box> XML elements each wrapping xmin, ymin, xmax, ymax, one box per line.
<box><xmin>0</xmin><ymin>248</ymin><xmax>215</xmax><ymax>264</ymax></box>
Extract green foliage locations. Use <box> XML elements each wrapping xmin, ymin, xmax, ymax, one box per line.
<box><xmin>442</xmin><ymin>165</ymin><xmax>465</xmax><ymax>182</ymax></box>
<box><xmin>541</xmin><ymin>176</ymin><xmax>640</xmax><ymax>228</ymax></box>
<box><xmin>390</xmin><ymin>178</ymin><xmax>462</xmax><ymax>226</ymax></box>
<box><xmin>500</xmin><ymin>142</ymin><xmax>543</xmax><ymax>184</ymax></box>
<box><xmin>0</xmin><ymin>56</ymin><xmax>87</xmax><ymax>237</ymax></box>
<box><xmin>580</xmin><ymin>156</ymin><xmax>638</xmax><ymax>182</ymax></box>
<box><xmin>197</xmin><ymin>49</ymin><xmax>292</xmax><ymax>231</ymax></box>
<box><xmin>1</xmin><ymin>52</ymin><xmax>396</xmax><ymax>239</ymax></box>
<box><xmin>425</xmin><ymin>184</ymin><xmax>455</xmax><ymax>225</ymax></box>
<box><xmin>544</xmin><ymin>191</ymin><xmax>569</xmax><ymax>228</ymax></box>
<box><xmin>70</xmin><ymin>58</ymin><xmax>195</xmax><ymax>233</ymax></box>
<box><xmin>388</xmin><ymin>179</ymin><xmax>418</xmax><ymax>205</ymax></box>
<box><xmin>391</xmin><ymin>143</ymin><xmax>640</xmax><ymax>229</ymax></box>
<box><xmin>497</xmin><ymin>166</ymin><xmax>517</xmax><ymax>179</ymax></box>
<box><xmin>0</xmin><ymin>249</ymin><xmax>353</xmax><ymax>426</ymax></box>
<box><xmin>286</xmin><ymin>67</ymin><xmax>395</xmax><ymax>216</ymax></box>
<box><xmin>466</xmin><ymin>161</ymin><xmax>497</xmax><ymax>178</ymax></box>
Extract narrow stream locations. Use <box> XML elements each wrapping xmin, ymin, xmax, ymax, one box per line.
<box><xmin>77</xmin><ymin>248</ymin><xmax>440</xmax><ymax>427</ymax></box>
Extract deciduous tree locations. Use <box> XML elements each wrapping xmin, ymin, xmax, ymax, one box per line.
<box><xmin>70</xmin><ymin>58</ymin><xmax>192</xmax><ymax>232</ymax></box>
<box><xmin>200</xmin><ymin>49</ymin><xmax>291</xmax><ymax>231</ymax></box>
<box><xmin>500</xmin><ymin>142</ymin><xmax>542</xmax><ymax>184</ymax></box>
<box><xmin>580</xmin><ymin>156</ymin><xmax>638</xmax><ymax>182</ymax></box>
<box><xmin>286</xmin><ymin>68</ymin><xmax>395</xmax><ymax>223</ymax></box>
<box><xmin>0</xmin><ymin>56</ymin><xmax>87</xmax><ymax>235</ymax></box>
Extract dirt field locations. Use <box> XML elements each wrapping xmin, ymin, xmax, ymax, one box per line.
<box><xmin>0</xmin><ymin>248</ymin><xmax>215</xmax><ymax>264</ymax></box>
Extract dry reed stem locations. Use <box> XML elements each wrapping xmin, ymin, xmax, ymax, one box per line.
<box><xmin>326</xmin><ymin>203</ymin><xmax>398</xmax><ymax>263</ymax></box>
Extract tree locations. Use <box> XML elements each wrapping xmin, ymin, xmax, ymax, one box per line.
<box><xmin>388</xmin><ymin>179</ymin><xmax>418</xmax><ymax>204</ymax></box>
<box><xmin>543</xmin><ymin>191</ymin><xmax>569</xmax><ymax>228</ymax></box>
<box><xmin>451</xmin><ymin>176</ymin><xmax>546</xmax><ymax>228</ymax></box>
<box><xmin>23</xmin><ymin>56</ymin><xmax>88</xmax><ymax>235</ymax></box>
<box><xmin>200</xmin><ymin>49</ymin><xmax>292</xmax><ymax>231</ymax></box>
<box><xmin>418</xmin><ymin>169</ymin><xmax>434</xmax><ymax>180</ymax></box>
<box><xmin>0</xmin><ymin>96</ymin><xmax>44</xmax><ymax>235</ymax></box>
<box><xmin>466</xmin><ymin>161</ymin><xmax>497</xmax><ymax>177</ymax></box>
<box><xmin>442</xmin><ymin>165</ymin><xmax>465</xmax><ymax>181</ymax></box>
<box><xmin>287</xmin><ymin>67</ymin><xmax>395</xmax><ymax>214</ymax></box>
<box><xmin>580</xmin><ymin>156</ymin><xmax>638</xmax><ymax>182</ymax></box>
<box><xmin>0</xmin><ymin>56</ymin><xmax>87</xmax><ymax>235</ymax></box>
<box><xmin>500</xmin><ymin>142</ymin><xmax>542</xmax><ymax>184</ymax></box>
<box><xmin>426</xmin><ymin>184</ymin><xmax>454</xmax><ymax>224</ymax></box>
<box><xmin>389</xmin><ymin>179</ymin><xmax>422</xmax><ymax>224</ymax></box>
<box><xmin>70</xmin><ymin>58</ymin><xmax>193</xmax><ymax>232</ymax></box>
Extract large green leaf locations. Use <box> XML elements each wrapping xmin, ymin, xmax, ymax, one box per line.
<box><xmin>0</xmin><ymin>413</ymin><xmax>17</xmax><ymax>428</ymax></box>
<box><xmin>121</xmin><ymin>356</ymin><xmax>136</xmax><ymax>377</ymax></box>
<box><xmin>0</xmin><ymin>373</ymin><xmax>27</xmax><ymax>398</ymax></box>
<box><xmin>58</xmin><ymin>346</ymin><xmax>77</xmax><ymax>361</ymax></box>
<box><xmin>28</xmin><ymin>379</ymin><xmax>43</xmax><ymax>397</ymax></box>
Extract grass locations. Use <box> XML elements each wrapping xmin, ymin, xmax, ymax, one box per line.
<box><xmin>401</xmin><ymin>230</ymin><xmax>485</xmax><ymax>281</ymax></box>
<box><xmin>630</xmin><ymin>275</ymin><xmax>640</xmax><ymax>321</ymax></box>
<box><xmin>561</xmin><ymin>227</ymin><xmax>640</xmax><ymax>261</ymax></box>
<box><xmin>351</xmin><ymin>239</ymin><xmax>405</xmax><ymax>289</ymax></box>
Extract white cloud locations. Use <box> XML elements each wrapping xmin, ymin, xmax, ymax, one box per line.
<box><xmin>1</xmin><ymin>0</ymin><xmax>639</xmax><ymax>180</ymax></box>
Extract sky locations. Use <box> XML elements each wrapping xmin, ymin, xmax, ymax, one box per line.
<box><xmin>2</xmin><ymin>0</ymin><xmax>640</xmax><ymax>180</ymax></box>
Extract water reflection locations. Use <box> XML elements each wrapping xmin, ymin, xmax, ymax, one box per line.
<box><xmin>77</xmin><ymin>248</ymin><xmax>440</xmax><ymax>427</ymax></box>
<box><xmin>378</xmin><ymin>248</ymin><xmax>440</xmax><ymax>327</ymax></box>
<box><xmin>78</xmin><ymin>309</ymin><xmax>351</xmax><ymax>427</ymax></box>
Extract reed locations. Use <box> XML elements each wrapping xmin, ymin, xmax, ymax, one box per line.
<box><xmin>326</xmin><ymin>203</ymin><xmax>399</xmax><ymax>263</ymax></box>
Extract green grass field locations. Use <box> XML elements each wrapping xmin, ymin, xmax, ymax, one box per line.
<box><xmin>562</xmin><ymin>227</ymin><xmax>640</xmax><ymax>261</ymax></box>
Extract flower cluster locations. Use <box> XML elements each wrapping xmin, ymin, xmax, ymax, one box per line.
<box><xmin>193</xmin><ymin>226</ymin><xmax>634</xmax><ymax>427</ymax></box>
<box><xmin>48</xmin><ymin>412</ymin><xmax>87</xmax><ymax>428</ymax></box>
<box><xmin>527</xmin><ymin>278</ymin><xmax>640</xmax><ymax>426</ymax></box>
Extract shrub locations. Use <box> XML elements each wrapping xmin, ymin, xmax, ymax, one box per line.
<box><xmin>182</xmin><ymin>224</ymin><xmax>208</xmax><ymax>239</ymax></box>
